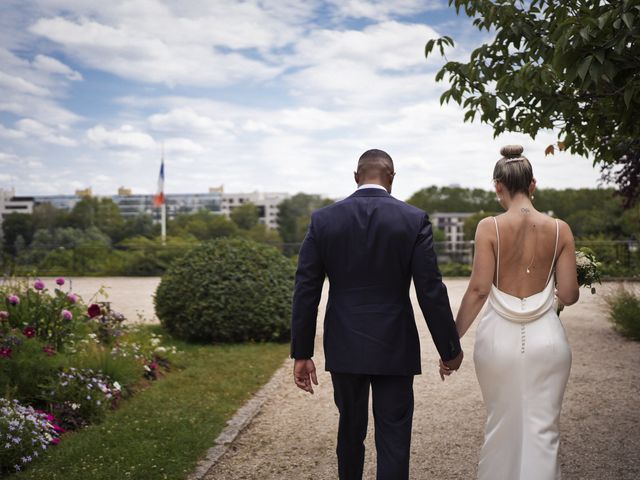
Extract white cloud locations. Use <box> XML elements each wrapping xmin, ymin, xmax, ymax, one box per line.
<box><xmin>326</xmin><ymin>0</ymin><xmax>443</xmax><ymax>20</ymax></box>
<box><xmin>32</xmin><ymin>54</ymin><xmax>83</xmax><ymax>80</ymax></box>
<box><xmin>148</xmin><ymin>107</ymin><xmax>235</xmax><ymax>138</ymax></box>
<box><xmin>0</xmin><ymin>71</ymin><xmax>50</xmax><ymax>96</ymax></box>
<box><xmin>0</xmin><ymin>124</ymin><xmax>27</xmax><ymax>140</ymax></box>
<box><xmin>87</xmin><ymin>124</ymin><xmax>156</xmax><ymax>150</ymax></box>
<box><xmin>15</xmin><ymin>118</ymin><xmax>77</xmax><ymax>146</ymax></box>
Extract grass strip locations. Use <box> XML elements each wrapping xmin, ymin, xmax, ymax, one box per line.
<box><xmin>14</xmin><ymin>326</ymin><xmax>289</xmax><ymax>480</ymax></box>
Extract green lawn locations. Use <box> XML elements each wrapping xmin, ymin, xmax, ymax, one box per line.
<box><xmin>14</xmin><ymin>326</ymin><xmax>289</xmax><ymax>480</ymax></box>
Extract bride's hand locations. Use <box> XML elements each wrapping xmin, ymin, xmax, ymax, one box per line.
<box><xmin>439</xmin><ymin>359</ymin><xmax>454</xmax><ymax>381</ymax></box>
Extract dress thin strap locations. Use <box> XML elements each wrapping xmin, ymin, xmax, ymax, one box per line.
<box><xmin>493</xmin><ymin>217</ymin><xmax>500</xmax><ymax>289</ymax></box>
<box><xmin>545</xmin><ymin>219</ymin><xmax>560</xmax><ymax>285</ymax></box>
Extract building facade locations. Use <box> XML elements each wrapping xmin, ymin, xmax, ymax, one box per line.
<box><xmin>219</xmin><ymin>190</ymin><xmax>289</xmax><ymax>229</ymax></box>
<box><xmin>430</xmin><ymin>212</ymin><xmax>474</xmax><ymax>262</ymax></box>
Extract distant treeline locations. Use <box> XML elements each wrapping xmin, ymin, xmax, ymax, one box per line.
<box><xmin>0</xmin><ymin>187</ymin><xmax>637</xmax><ymax>277</ymax></box>
<box><xmin>406</xmin><ymin>186</ymin><xmax>639</xmax><ymax>241</ymax></box>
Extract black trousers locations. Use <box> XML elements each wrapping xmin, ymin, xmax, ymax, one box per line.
<box><xmin>330</xmin><ymin>372</ymin><xmax>414</xmax><ymax>480</ymax></box>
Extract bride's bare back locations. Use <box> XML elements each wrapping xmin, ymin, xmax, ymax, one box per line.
<box><xmin>493</xmin><ymin>210</ymin><xmax>559</xmax><ymax>299</ymax></box>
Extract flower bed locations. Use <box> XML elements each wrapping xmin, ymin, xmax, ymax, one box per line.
<box><xmin>0</xmin><ymin>277</ymin><xmax>177</xmax><ymax>475</ymax></box>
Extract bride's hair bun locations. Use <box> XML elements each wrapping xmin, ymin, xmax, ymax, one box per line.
<box><xmin>493</xmin><ymin>144</ymin><xmax>533</xmax><ymax>197</ymax></box>
<box><xmin>500</xmin><ymin>145</ymin><xmax>524</xmax><ymax>158</ymax></box>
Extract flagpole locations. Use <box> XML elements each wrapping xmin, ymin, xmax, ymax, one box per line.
<box><xmin>161</xmin><ymin>144</ymin><xmax>166</xmax><ymax>246</ymax></box>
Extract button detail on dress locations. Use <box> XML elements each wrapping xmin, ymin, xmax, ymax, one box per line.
<box><xmin>520</xmin><ymin>324</ymin><xmax>526</xmax><ymax>354</ymax></box>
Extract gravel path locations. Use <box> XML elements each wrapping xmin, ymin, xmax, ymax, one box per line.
<box><xmin>203</xmin><ymin>279</ymin><xmax>640</xmax><ymax>480</ymax></box>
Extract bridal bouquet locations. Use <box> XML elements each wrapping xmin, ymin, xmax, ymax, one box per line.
<box><xmin>575</xmin><ymin>247</ymin><xmax>602</xmax><ymax>294</ymax></box>
<box><xmin>557</xmin><ymin>248</ymin><xmax>601</xmax><ymax>316</ymax></box>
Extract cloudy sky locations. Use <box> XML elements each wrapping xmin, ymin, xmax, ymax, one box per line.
<box><xmin>0</xmin><ymin>0</ymin><xmax>603</xmax><ymax>201</ymax></box>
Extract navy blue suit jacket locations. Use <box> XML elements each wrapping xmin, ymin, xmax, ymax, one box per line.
<box><xmin>290</xmin><ymin>188</ymin><xmax>461</xmax><ymax>375</ymax></box>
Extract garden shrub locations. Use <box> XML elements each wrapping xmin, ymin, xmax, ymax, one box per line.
<box><xmin>606</xmin><ymin>288</ymin><xmax>640</xmax><ymax>341</ymax></box>
<box><xmin>155</xmin><ymin>237</ymin><xmax>295</xmax><ymax>342</ymax></box>
<box><xmin>439</xmin><ymin>262</ymin><xmax>472</xmax><ymax>277</ymax></box>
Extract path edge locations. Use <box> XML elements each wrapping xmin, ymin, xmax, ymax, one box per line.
<box><xmin>187</xmin><ymin>358</ymin><xmax>289</xmax><ymax>480</ymax></box>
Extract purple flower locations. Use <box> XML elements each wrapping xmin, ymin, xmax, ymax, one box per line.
<box><xmin>34</xmin><ymin>279</ymin><xmax>45</xmax><ymax>291</ymax></box>
<box><xmin>61</xmin><ymin>309</ymin><xmax>73</xmax><ymax>321</ymax></box>
<box><xmin>67</xmin><ymin>293</ymin><xmax>78</xmax><ymax>304</ymax></box>
<box><xmin>7</xmin><ymin>294</ymin><xmax>20</xmax><ymax>306</ymax></box>
<box><xmin>0</xmin><ymin>311</ymin><xmax>8</xmax><ymax>320</ymax></box>
<box><xmin>55</xmin><ymin>277</ymin><xmax>65</xmax><ymax>286</ymax></box>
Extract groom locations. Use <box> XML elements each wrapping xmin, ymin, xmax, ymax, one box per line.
<box><xmin>290</xmin><ymin>149</ymin><xmax>463</xmax><ymax>479</ymax></box>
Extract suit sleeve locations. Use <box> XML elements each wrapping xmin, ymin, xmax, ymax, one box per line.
<box><xmin>290</xmin><ymin>216</ymin><xmax>326</xmax><ymax>359</ymax></box>
<box><xmin>411</xmin><ymin>213</ymin><xmax>462</xmax><ymax>361</ymax></box>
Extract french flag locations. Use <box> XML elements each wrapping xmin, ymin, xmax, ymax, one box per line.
<box><xmin>153</xmin><ymin>159</ymin><xmax>165</xmax><ymax>207</ymax></box>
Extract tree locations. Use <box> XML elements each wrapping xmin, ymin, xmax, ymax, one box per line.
<box><xmin>68</xmin><ymin>197</ymin><xmax>125</xmax><ymax>240</ymax></box>
<box><xmin>169</xmin><ymin>210</ymin><xmax>238</xmax><ymax>240</ymax></box>
<box><xmin>1</xmin><ymin>212</ymin><xmax>34</xmax><ymax>255</ymax></box>
<box><xmin>425</xmin><ymin>0</ymin><xmax>640</xmax><ymax>207</ymax></box>
<box><xmin>277</xmin><ymin>193</ymin><xmax>333</xmax><ymax>245</ymax></box>
<box><xmin>407</xmin><ymin>186</ymin><xmax>499</xmax><ymax>213</ymax></box>
<box><xmin>230</xmin><ymin>202</ymin><xmax>260</xmax><ymax>230</ymax></box>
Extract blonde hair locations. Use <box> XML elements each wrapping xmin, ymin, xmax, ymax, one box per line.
<box><xmin>493</xmin><ymin>145</ymin><xmax>533</xmax><ymax>196</ymax></box>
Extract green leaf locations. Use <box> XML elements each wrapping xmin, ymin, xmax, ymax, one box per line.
<box><xmin>577</xmin><ymin>56</ymin><xmax>593</xmax><ymax>80</ymax></box>
<box><xmin>597</xmin><ymin>11</ymin><xmax>611</xmax><ymax>29</ymax></box>
<box><xmin>624</xmin><ymin>88</ymin><xmax>633</xmax><ymax>108</ymax></box>
<box><xmin>425</xmin><ymin>39</ymin><xmax>436</xmax><ymax>57</ymax></box>
<box><xmin>622</xmin><ymin>12</ymin><xmax>634</xmax><ymax>29</ymax></box>
<box><xmin>594</xmin><ymin>51</ymin><xmax>605</xmax><ymax>64</ymax></box>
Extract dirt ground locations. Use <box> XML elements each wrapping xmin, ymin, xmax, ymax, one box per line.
<box><xmin>203</xmin><ymin>279</ymin><xmax>640</xmax><ymax>480</ymax></box>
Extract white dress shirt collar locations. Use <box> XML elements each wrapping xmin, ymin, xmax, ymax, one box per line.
<box><xmin>357</xmin><ymin>183</ymin><xmax>387</xmax><ymax>191</ymax></box>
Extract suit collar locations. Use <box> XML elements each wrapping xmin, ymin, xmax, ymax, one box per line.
<box><xmin>350</xmin><ymin>188</ymin><xmax>391</xmax><ymax>198</ymax></box>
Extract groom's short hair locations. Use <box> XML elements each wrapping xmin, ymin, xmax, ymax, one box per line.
<box><xmin>357</xmin><ymin>149</ymin><xmax>394</xmax><ymax>178</ymax></box>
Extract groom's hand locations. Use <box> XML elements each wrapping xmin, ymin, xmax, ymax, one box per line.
<box><xmin>293</xmin><ymin>359</ymin><xmax>318</xmax><ymax>394</ymax></box>
<box><xmin>439</xmin><ymin>351</ymin><xmax>464</xmax><ymax>380</ymax></box>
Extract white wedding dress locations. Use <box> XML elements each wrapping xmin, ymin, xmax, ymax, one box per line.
<box><xmin>474</xmin><ymin>218</ymin><xmax>572</xmax><ymax>480</ymax></box>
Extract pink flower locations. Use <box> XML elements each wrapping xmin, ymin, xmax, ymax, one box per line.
<box><xmin>51</xmin><ymin>437</ymin><xmax>60</xmax><ymax>445</ymax></box>
<box><xmin>34</xmin><ymin>279</ymin><xmax>45</xmax><ymax>291</ymax></box>
<box><xmin>67</xmin><ymin>293</ymin><xmax>78</xmax><ymax>304</ymax></box>
<box><xmin>61</xmin><ymin>309</ymin><xmax>73</xmax><ymax>321</ymax></box>
<box><xmin>43</xmin><ymin>345</ymin><xmax>56</xmax><ymax>356</ymax></box>
<box><xmin>0</xmin><ymin>347</ymin><xmax>12</xmax><ymax>358</ymax></box>
<box><xmin>0</xmin><ymin>311</ymin><xmax>8</xmax><ymax>320</ymax></box>
<box><xmin>150</xmin><ymin>362</ymin><xmax>158</xmax><ymax>370</ymax></box>
<box><xmin>7</xmin><ymin>294</ymin><xmax>19</xmax><ymax>306</ymax></box>
<box><xmin>23</xmin><ymin>326</ymin><xmax>36</xmax><ymax>339</ymax></box>
<box><xmin>55</xmin><ymin>277</ymin><xmax>65</xmax><ymax>286</ymax></box>
<box><xmin>88</xmin><ymin>303</ymin><xmax>101</xmax><ymax>318</ymax></box>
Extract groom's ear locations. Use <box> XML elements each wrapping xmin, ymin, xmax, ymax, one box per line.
<box><xmin>354</xmin><ymin>171</ymin><xmax>359</xmax><ymax>184</ymax></box>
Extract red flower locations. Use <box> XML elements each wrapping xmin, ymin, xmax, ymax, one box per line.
<box><xmin>150</xmin><ymin>362</ymin><xmax>158</xmax><ymax>370</ymax></box>
<box><xmin>43</xmin><ymin>345</ymin><xmax>56</xmax><ymax>356</ymax></box>
<box><xmin>51</xmin><ymin>437</ymin><xmax>60</xmax><ymax>445</ymax></box>
<box><xmin>0</xmin><ymin>347</ymin><xmax>12</xmax><ymax>358</ymax></box>
<box><xmin>23</xmin><ymin>326</ymin><xmax>36</xmax><ymax>339</ymax></box>
<box><xmin>88</xmin><ymin>303</ymin><xmax>101</xmax><ymax>318</ymax></box>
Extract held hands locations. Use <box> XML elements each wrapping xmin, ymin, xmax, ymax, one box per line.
<box><xmin>439</xmin><ymin>350</ymin><xmax>464</xmax><ymax>381</ymax></box>
<box><xmin>293</xmin><ymin>359</ymin><xmax>318</xmax><ymax>394</ymax></box>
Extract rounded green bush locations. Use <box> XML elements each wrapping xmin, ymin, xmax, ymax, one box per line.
<box><xmin>154</xmin><ymin>238</ymin><xmax>295</xmax><ymax>342</ymax></box>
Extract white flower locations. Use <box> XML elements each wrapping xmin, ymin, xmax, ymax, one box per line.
<box><xmin>154</xmin><ymin>346</ymin><xmax>167</xmax><ymax>354</ymax></box>
<box><xmin>113</xmin><ymin>382</ymin><xmax>121</xmax><ymax>391</ymax></box>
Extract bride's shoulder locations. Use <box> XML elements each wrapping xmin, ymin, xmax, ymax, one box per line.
<box><xmin>474</xmin><ymin>216</ymin><xmax>498</xmax><ymax>239</ymax></box>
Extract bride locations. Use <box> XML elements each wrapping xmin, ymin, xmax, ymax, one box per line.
<box><xmin>441</xmin><ymin>145</ymin><xmax>580</xmax><ymax>480</ymax></box>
